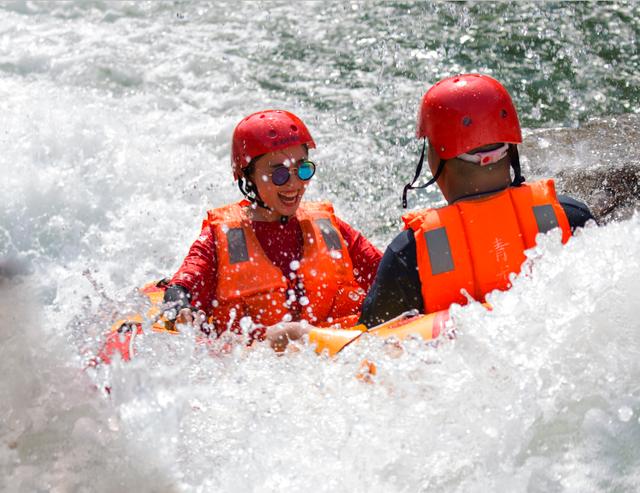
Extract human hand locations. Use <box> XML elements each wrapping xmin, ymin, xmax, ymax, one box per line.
<box><xmin>175</xmin><ymin>308</ymin><xmax>207</xmax><ymax>331</ymax></box>
<box><xmin>265</xmin><ymin>321</ymin><xmax>312</xmax><ymax>353</ymax></box>
<box><xmin>163</xmin><ymin>284</ymin><xmax>194</xmax><ymax>321</ymax></box>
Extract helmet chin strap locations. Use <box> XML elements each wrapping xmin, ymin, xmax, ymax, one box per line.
<box><xmin>402</xmin><ymin>141</ymin><xmax>525</xmax><ymax>208</ymax></box>
<box><xmin>238</xmin><ymin>178</ymin><xmax>290</xmax><ymax>224</ymax></box>
<box><xmin>508</xmin><ymin>144</ymin><xmax>525</xmax><ymax>186</ymax></box>
<box><xmin>402</xmin><ymin>139</ymin><xmax>446</xmax><ymax>208</ymax></box>
<box><xmin>238</xmin><ymin>178</ymin><xmax>270</xmax><ymax>210</ymax></box>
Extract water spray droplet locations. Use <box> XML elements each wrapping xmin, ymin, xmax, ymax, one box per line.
<box><xmin>618</xmin><ymin>406</ymin><xmax>633</xmax><ymax>422</ymax></box>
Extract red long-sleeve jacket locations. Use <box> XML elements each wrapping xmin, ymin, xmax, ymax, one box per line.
<box><xmin>170</xmin><ymin>214</ymin><xmax>382</xmax><ymax>322</ymax></box>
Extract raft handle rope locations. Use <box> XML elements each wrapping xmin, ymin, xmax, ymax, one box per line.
<box><xmin>128</xmin><ymin>323</ymin><xmax>139</xmax><ymax>361</ymax></box>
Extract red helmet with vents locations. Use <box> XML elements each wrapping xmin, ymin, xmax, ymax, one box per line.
<box><xmin>231</xmin><ymin>110</ymin><xmax>316</xmax><ymax>180</ymax></box>
<box><xmin>416</xmin><ymin>74</ymin><xmax>522</xmax><ymax>159</ymax></box>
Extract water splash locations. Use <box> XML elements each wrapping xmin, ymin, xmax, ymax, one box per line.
<box><xmin>1</xmin><ymin>2</ymin><xmax>640</xmax><ymax>491</ymax></box>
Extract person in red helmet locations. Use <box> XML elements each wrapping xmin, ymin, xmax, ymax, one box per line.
<box><xmin>360</xmin><ymin>74</ymin><xmax>594</xmax><ymax>327</ymax></box>
<box><xmin>163</xmin><ymin>110</ymin><xmax>382</xmax><ymax>344</ymax></box>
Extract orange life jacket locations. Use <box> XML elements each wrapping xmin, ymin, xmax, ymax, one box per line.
<box><xmin>402</xmin><ymin>180</ymin><xmax>572</xmax><ymax>313</ymax></box>
<box><xmin>206</xmin><ymin>201</ymin><xmax>364</xmax><ymax>332</ymax></box>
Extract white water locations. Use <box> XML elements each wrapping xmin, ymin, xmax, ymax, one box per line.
<box><xmin>2</xmin><ymin>3</ymin><xmax>640</xmax><ymax>492</ymax></box>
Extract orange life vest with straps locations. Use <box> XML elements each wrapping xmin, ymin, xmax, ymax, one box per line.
<box><xmin>402</xmin><ymin>179</ymin><xmax>572</xmax><ymax>313</ymax></box>
<box><xmin>206</xmin><ymin>201</ymin><xmax>364</xmax><ymax>332</ymax></box>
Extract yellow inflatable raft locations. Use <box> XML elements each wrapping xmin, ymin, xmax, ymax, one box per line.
<box><xmin>97</xmin><ymin>280</ymin><xmax>452</xmax><ymax>364</ymax></box>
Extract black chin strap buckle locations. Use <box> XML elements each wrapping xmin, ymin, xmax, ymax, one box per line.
<box><xmin>401</xmin><ymin>183</ymin><xmax>412</xmax><ymax>209</ymax></box>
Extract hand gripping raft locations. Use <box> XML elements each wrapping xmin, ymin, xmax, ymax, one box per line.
<box><xmin>93</xmin><ymin>281</ymin><xmax>463</xmax><ymax>365</ymax></box>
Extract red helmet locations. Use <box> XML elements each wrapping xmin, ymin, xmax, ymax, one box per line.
<box><xmin>231</xmin><ymin>110</ymin><xmax>316</xmax><ymax>180</ymax></box>
<box><xmin>416</xmin><ymin>74</ymin><xmax>522</xmax><ymax>159</ymax></box>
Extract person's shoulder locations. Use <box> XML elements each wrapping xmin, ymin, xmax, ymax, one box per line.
<box><xmin>557</xmin><ymin>194</ymin><xmax>596</xmax><ymax>228</ymax></box>
<box><xmin>206</xmin><ymin>201</ymin><xmax>245</xmax><ymax>223</ymax></box>
<box><xmin>387</xmin><ymin>229</ymin><xmax>416</xmax><ymax>258</ymax></box>
<box><xmin>558</xmin><ymin>194</ymin><xmax>589</xmax><ymax>211</ymax></box>
<box><xmin>332</xmin><ymin>213</ymin><xmax>350</xmax><ymax>229</ymax></box>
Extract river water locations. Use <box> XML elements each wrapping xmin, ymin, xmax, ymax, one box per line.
<box><xmin>1</xmin><ymin>2</ymin><xmax>639</xmax><ymax>492</ymax></box>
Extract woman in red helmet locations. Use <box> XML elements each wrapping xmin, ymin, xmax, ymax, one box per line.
<box><xmin>360</xmin><ymin>74</ymin><xmax>595</xmax><ymax>327</ymax></box>
<box><xmin>163</xmin><ymin>110</ymin><xmax>381</xmax><ymax>344</ymax></box>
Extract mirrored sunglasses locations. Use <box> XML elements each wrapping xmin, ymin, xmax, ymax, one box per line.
<box><xmin>270</xmin><ymin>160</ymin><xmax>316</xmax><ymax>186</ymax></box>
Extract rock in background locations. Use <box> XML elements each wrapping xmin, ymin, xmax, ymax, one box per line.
<box><xmin>522</xmin><ymin>114</ymin><xmax>640</xmax><ymax>224</ymax></box>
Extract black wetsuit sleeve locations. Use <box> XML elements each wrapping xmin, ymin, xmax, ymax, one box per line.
<box><xmin>358</xmin><ymin>230</ymin><xmax>423</xmax><ymax>328</ymax></box>
<box><xmin>558</xmin><ymin>194</ymin><xmax>596</xmax><ymax>230</ymax></box>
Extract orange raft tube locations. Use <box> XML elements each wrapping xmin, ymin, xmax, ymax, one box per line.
<box><xmin>95</xmin><ymin>281</ymin><xmax>453</xmax><ymax>365</ymax></box>
<box><xmin>307</xmin><ymin>309</ymin><xmax>451</xmax><ymax>356</ymax></box>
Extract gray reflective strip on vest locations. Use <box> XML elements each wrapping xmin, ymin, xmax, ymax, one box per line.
<box><xmin>226</xmin><ymin>228</ymin><xmax>249</xmax><ymax>264</ymax></box>
<box><xmin>316</xmin><ymin>218</ymin><xmax>342</xmax><ymax>251</ymax></box>
<box><xmin>533</xmin><ymin>204</ymin><xmax>559</xmax><ymax>234</ymax></box>
<box><xmin>425</xmin><ymin>227</ymin><xmax>454</xmax><ymax>275</ymax></box>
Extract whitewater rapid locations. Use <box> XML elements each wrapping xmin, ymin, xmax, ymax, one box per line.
<box><xmin>3</xmin><ymin>209</ymin><xmax>640</xmax><ymax>491</ymax></box>
<box><xmin>1</xmin><ymin>2</ymin><xmax>639</xmax><ymax>492</ymax></box>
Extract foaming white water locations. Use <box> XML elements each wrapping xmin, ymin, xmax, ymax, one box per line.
<box><xmin>0</xmin><ymin>279</ymin><xmax>180</xmax><ymax>492</ymax></box>
<box><xmin>2</xmin><ymin>2</ymin><xmax>640</xmax><ymax>492</ymax></box>
<box><xmin>22</xmin><ymin>217</ymin><xmax>636</xmax><ymax>492</ymax></box>
<box><xmin>111</xmin><ymin>217</ymin><xmax>640</xmax><ymax>492</ymax></box>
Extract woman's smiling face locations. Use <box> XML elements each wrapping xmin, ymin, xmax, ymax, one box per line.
<box><xmin>250</xmin><ymin>144</ymin><xmax>311</xmax><ymax>219</ymax></box>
